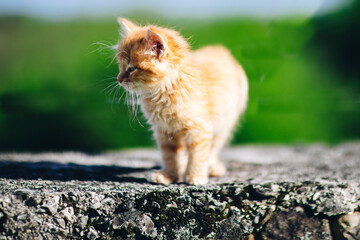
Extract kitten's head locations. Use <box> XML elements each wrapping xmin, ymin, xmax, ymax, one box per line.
<box><xmin>116</xmin><ymin>18</ymin><xmax>189</xmax><ymax>93</ymax></box>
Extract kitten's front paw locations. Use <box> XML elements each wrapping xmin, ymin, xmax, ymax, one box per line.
<box><xmin>185</xmin><ymin>174</ymin><xmax>208</xmax><ymax>185</ymax></box>
<box><xmin>148</xmin><ymin>170</ymin><xmax>175</xmax><ymax>185</ymax></box>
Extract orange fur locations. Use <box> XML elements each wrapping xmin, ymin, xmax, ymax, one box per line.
<box><xmin>116</xmin><ymin>18</ymin><xmax>248</xmax><ymax>185</ymax></box>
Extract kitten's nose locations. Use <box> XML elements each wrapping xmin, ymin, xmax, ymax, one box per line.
<box><xmin>117</xmin><ymin>73</ymin><xmax>123</xmax><ymax>83</ymax></box>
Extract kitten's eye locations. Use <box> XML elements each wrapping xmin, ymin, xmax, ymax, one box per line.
<box><xmin>128</xmin><ymin>66</ymin><xmax>137</xmax><ymax>73</ymax></box>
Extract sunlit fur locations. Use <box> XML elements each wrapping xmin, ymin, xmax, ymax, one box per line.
<box><xmin>116</xmin><ymin>18</ymin><xmax>248</xmax><ymax>185</ymax></box>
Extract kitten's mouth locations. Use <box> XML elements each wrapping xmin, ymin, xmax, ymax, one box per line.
<box><xmin>119</xmin><ymin>80</ymin><xmax>129</xmax><ymax>84</ymax></box>
<box><xmin>118</xmin><ymin>80</ymin><xmax>136</xmax><ymax>92</ymax></box>
<box><xmin>119</xmin><ymin>81</ymin><xmax>130</xmax><ymax>88</ymax></box>
<box><xmin>118</xmin><ymin>78</ymin><xmax>131</xmax><ymax>86</ymax></box>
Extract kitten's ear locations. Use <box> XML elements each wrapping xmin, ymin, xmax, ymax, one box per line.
<box><xmin>117</xmin><ymin>18</ymin><xmax>138</xmax><ymax>36</ymax></box>
<box><xmin>145</xmin><ymin>27</ymin><xmax>167</xmax><ymax>59</ymax></box>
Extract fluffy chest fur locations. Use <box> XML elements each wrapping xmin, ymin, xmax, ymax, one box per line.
<box><xmin>141</xmin><ymin>90</ymin><xmax>199</xmax><ymax>133</ymax></box>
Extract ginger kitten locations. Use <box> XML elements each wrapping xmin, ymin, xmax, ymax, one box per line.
<box><xmin>115</xmin><ymin>18</ymin><xmax>248</xmax><ymax>185</ymax></box>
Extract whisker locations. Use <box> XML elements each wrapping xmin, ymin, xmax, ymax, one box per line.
<box><xmin>88</xmin><ymin>41</ymin><xmax>119</xmax><ymax>68</ymax></box>
<box><xmin>133</xmin><ymin>96</ymin><xmax>145</xmax><ymax>128</ymax></box>
<box><xmin>105</xmin><ymin>85</ymin><xmax>119</xmax><ymax>101</ymax></box>
<box><xmin>98</xmin><ymin>76</ymin><xmax>117</xmax><ymax>82</ymax></box>
<box><xmin>109</xmin><ymin>84</ymin><xmax>120</xmax><ymax>103</ymax></box>
<box><xmin>87</xmin><ymin>41</ymin><xmax>115</xmax><ymax>56</ymax></box>
<box><xmin>117</xmin><ymin>88</ymin><xmax>126</xmax><ymax>104</ymax></box>
<box><xmin>106</xmin><ymin>53</ymin><xmax>118</xmax><ymax>68</ymax></box>
<box><xmin>102</xmin><ymin>81</ymin><xmax>118</xmax><ymax>94</ymax></box>
<box><xmin>113</xmin><ymin>85</ymin><xmax>123</xmax><ymax>104</ymax></box>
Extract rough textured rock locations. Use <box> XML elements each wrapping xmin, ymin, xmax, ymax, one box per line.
<box><xmin>330</xmin><ymin>212</ymin><xmax>360</xmax><ymax>240</ymax></box>
<box><xmin>258</xmin><ymin>206</ymin><xmax>332</xmax><ymax>239</ymax></box>
<box><xmin>0</xmin><ymin>142</ymin><xmax>359</xmax><ymax>239</ymax></box>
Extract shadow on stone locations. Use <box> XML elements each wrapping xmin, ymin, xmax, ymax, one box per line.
<box><xmin>0</xmin><ymin>161</ymin><xmax>159</xmax><ymax>183</ymax></box>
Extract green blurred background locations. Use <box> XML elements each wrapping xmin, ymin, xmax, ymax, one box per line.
<box><xmin>0</xmin><ymin>1</ymin><xmax>359</xmax><ymax>152</ymax></box>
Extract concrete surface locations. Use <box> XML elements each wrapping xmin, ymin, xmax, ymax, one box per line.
<box><xmin>0</xmin><ymin>142</ymin><xmax>359</xmax><ymax>239</ymax></box>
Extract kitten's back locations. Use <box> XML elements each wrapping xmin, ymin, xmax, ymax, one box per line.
<box><xmin>189</xmin><ymin>46</ymin><xmax>248</xmax><ymax>131</ymax></box>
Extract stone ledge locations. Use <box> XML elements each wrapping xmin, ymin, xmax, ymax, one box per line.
<box><xmin>0</xmin><ymin>142</ymin><xmax>359</xmax><ymax>239</ymax></box>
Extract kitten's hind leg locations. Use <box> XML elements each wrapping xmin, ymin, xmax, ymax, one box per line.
<box><xmin>208</xmin><ymin>130</ymin><xmax>232</xmax><ymax>177</ymax></box>
<box><xmin>148</xmin><ymin>131</ymin><xmax>187</xmax><ymax>185</ymax></box>
<box><xmin>208</xmin><ymin>156</ymin><xmax>226</xmax><ymax>177</ymax></box>
<box><xmin>175</xmin><ymin>148</ymin><xmax>189</xmax><ymax>183</ymax></box>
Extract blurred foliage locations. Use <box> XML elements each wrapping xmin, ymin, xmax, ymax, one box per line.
<box><xmin>0</xmin><ymin>2</ymin><xmax>359</xmax><ymax>152</ymax></box>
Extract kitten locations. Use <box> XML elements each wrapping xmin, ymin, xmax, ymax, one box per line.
<box><xmin>115</xmin><ymin>18</ymin><xmax>248</xmax><ymax>185</ymax></box>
